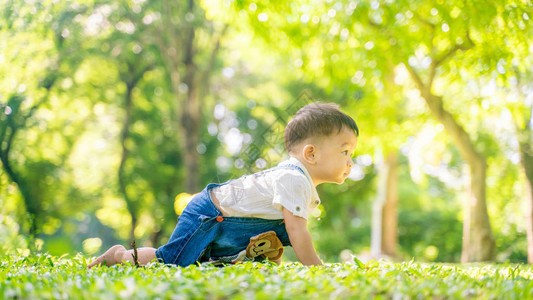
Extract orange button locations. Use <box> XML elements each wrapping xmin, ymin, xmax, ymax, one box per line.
<box><xmin>216</xmin><ymin>216</ymin><xmax>224</xmax><ymax>222</ymax></box>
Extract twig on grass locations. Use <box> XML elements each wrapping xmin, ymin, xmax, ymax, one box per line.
<box><xmin>131</xmin><ymin>240</ymin><xmax>140</xmax><ymax>267</ymax></box>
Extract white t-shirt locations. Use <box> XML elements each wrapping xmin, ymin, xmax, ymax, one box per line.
<box><xmin>211</xmin><ymin>157</ymin><xmax>321</xmax><ymax>220</ymax></box>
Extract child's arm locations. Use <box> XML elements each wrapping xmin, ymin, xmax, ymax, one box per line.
<box><xmin>283</xmin><ymin>208</ymin><xmax>323</xmax><ymax>266</ymax></box>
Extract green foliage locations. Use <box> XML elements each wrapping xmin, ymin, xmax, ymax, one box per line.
<box><xmin>312</xmin><ymin>171</ymin><xmax>376</xmax><ymax>261</ymax></box>
<box><xmin>0</xmin><ymin>215</ymin><xmax>28</xmax><ymax>256</ymax></box>
<box><xmin>398</xmin><ymin>209</ymin><xmax>462</xmax><ymax>262</ymax></box>
<box><xmin>1</xmin><ymin>253</ymin><xmax>532</xmax><ymax>299</ymax></box>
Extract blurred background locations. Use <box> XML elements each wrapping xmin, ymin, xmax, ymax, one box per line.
<box><xmin>1</xmin><ymin>0</ymin><xmax>532</xmax><ymax>264</ymax></box>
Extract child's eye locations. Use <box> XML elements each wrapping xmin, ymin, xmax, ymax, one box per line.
<box><xmin>342</xmin><ymin>150</ymin><xmax>349</xmax><ymax>155</ymax></box>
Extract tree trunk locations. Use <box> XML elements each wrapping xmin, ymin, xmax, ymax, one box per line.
<box><xmin>371</xmin><ymin>150</ymin><xmax>399</xmax><ymax>258</ymax></box>
<box><xmin>521</xmin><ymin>152</ymin><xmax>533</xmax><ymax>264</ymax></box>
<box><xmin>518</xmin><ymin>126</ymin><xmax>533</xmax><ymax>263</ymax></box>
<box><xmin>463</xmin><ymin>157</ymin><xmax>494</xmax><ymax>262</ymax></box>
<box><xmin>181</xmin><ymin>8</ymin><xmax>201</xmax><ymax>192</ymax></box>
<box><xmin>405</xmin><ymin>64</ymin><xmax>495</xmax><ymax>261</ymax></box>
<box><xmin>180</xmin><ymin>93</ymin><xmax>201</xmax><ymax>193</ymax></box>
<box><xmin>371</xmin><ymin>151</ymin><xmax>387</xmax><ymax>257</ymax></box>
<box><xmin>167</xmin><ymin>65</ymin><xmax>201</xmax><ymax>193</ymax></box>
<box><xmin>117</xmin><ymin>61</ymin><xmax>154</xmax><ymax>241</ymax></box>
<box><xmin>422</xmin><ymin>90</ymin><xmax>494</xmax><ymax>262</ymax></box>
<box><xmin>119</xmin><ymin>82</ymin><xmax>136</xmax><ymax>241</ymax></box>
<box><xmin>381</xmin><ymin>152</ymin><xmax>399</xmax><ymax>257</ymax></box>
<box><xmin>157</xmin><ymin>0</ymin><xmax>201</xmax><ymax>193</ymax></box>
<box><xmin>154</xmin><ymin>0</ymin><xmax>226</xmax><ymax>193</ymax></box>
<box><xmin>0</xmin><ymin>96</ymin><xmax>44</xmax><ymax>237</ymax></box>
<box><xmin>0</xmin><ymin>155</ymin><xmax>40</xmax><ymax>236</ymax></box>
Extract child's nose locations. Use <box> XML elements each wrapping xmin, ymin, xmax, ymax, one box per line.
<box><xmin>348</xmin><ymin>158</ymin><xmax>354</xmax><ymax>167</ymax></box>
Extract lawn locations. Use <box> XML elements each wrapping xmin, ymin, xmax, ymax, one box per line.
<box><xmin>0</xmin><ymin>253</ymin><xmax>531</xmax><ymax>299</ymax></box>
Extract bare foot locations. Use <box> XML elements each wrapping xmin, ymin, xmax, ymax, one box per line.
<box><xmin>87</xmin><ymin>245</ymin><xmax>126</xmax><ymax>269</ymax></box>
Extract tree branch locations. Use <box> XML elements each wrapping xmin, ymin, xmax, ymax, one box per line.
<box><xmin>525</xmin><ymin>106</ymin><xmax>533</xmax><ymax>131</ymax></box>
<box><xmin>404</xmin><ymin>62</ymin><xmax>427</xmax><ymax>94</ymax></box>
<box><xmin>183</xmin><ymin>0</ymin><xmax>196</xmax><ymax>70</ymax></box>
<box><xmin>201</xmin><ymin>24</ymin><xmax>228</xmax><ymax>92</ymax></box>
<box><xmin>3</xmin><ymin>126</ymin><xmax>16</xmax><ymax>162</ymax></box>
<box><xmin>23</xmin><ymin>97</ymin><xmax>49</xmax><ymax>124</ymax></box>
<box><xmin>432</xmin><ymin>43</ymin><xmax>467</xmax><ymax>69</ymax></box>
<box><xmin>413</xmin><ymin>11</ymin><xmax>436</xmax><ymax>30</ymax></box>
<box><xmin>428</xmin><ymin>31</ymin><xmax>474</xmax><ymax>89</ymax></box>
<box><xmin>131</xmin><ymin>240</ymin><xmax>140</xmax><ymax>267</ymax></box>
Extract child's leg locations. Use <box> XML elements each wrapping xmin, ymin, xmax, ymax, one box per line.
<box><xmin>87</xmin><ymin>245</ymin><xmax>157</xmax><ymax>268</ymax></box>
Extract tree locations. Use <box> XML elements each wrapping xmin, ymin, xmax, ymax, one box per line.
<box><xmin>350</xmin><ymin>0</ymin><xmax>503</xmax><ymax>261</ymax></box>
<box><xmin>504</xmin><ymin>49</ymin><xmax>533</xmax><ymax>264</ymax></box>
<box><xmin>97</xmin><ymin>1</ymin><xmax>158</xmax><ymax>241</ymax></box>
<box><xmin>518</xmin><ymin>102</ymin><xmax>533</xmax><ymax>263</ymax></box>
<box><xmin>0</xmin><ymin>0</ymin><xmax>87</xmax><ymax>236</ymax></box>
<box><xmin>447</xmin><ymin>1</ymin><xmax>533</xmax><ymax>262</ymax></box>
<box><xmin>0</xmin><ymin>95</ymin><xmax>43</xmax><ymax>235</ymax></box>
<box><xmin>499</xmin><ymin>11</ymin><xmax>533</xmax><ymax>264</ymax></box>
<box><xmin>143</xmin><ymin>0</ymin><xmax>227</xmax><ymax>192</ymax></box>
<box><xmin>378</xmin><ymin>152</ymin><xmax>399</xmax><ymax>257</ymax></box>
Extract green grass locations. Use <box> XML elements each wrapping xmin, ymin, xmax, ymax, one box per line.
<box><xmin>0</xmin><ymin>253</ymin><xmax>532</xmax><ymax>299</ymax></box>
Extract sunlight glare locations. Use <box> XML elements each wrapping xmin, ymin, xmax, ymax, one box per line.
<box><xmin>224</xmin><ymin>127</ymin><xmax>244</xmax><ymax>155</ymax></box>
<box><xmin>258</xmin><ymin>13</ymin><xmax>268</xmax><ymax>22</ymax></box>
<box><xmin>82</xmin><ymin>238</ymin><xmax>102</xmax><ymax>255</ymax></box>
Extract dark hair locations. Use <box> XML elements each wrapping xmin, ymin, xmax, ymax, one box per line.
<box><xmin>284</xmin><ymin>102</ymin><xmax>359</xmax><ymax>152</ymax></box>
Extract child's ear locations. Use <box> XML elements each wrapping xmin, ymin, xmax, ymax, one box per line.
<box><xmin>303</xmin><ymin>145</ymin><xmax>317</xmax><ymax>164</ymax></box>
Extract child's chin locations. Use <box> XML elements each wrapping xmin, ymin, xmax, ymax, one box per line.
<box><xmin>336</xmin><ymin>178</ymin><xmax>346</xmax><ymax>184</ymax></box>
<box><xmin>327</xmin><ymin>177</ymin><xmax>346</xmax><ymax>184</ymax></box>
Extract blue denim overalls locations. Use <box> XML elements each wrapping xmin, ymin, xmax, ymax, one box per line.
<box><xmin>155</xmin><ymin>164</ymin><xmax>305</xmax><ymax>267</ymax></box>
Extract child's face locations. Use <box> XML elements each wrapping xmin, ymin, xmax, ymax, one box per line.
<box><xmin>311</xmin><ymin>126</ymin><xmax>358</xmax><ymax>185</ymax></box>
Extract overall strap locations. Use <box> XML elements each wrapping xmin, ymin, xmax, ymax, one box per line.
<box><xmin>247</xmin><ymin>162</ymin><xmax>306</xmax><ymax>178</ymax></box>
<box><xmin>277</xmin><ymin>163</ymin><xmax>305</xmax><ymax>175</ymax></box>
